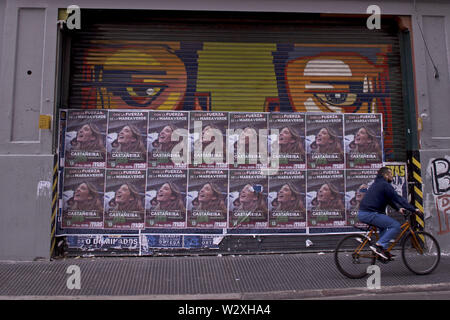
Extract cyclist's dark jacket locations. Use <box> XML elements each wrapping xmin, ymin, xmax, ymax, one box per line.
<box><xmin>359</xmin><ymin>175</ymin><xmax>416</xmax><ymax>214</ymax></box>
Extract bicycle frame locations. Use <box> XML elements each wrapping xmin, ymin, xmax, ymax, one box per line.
<box><xmin>355</xmin><ymin>217</ymin><xmax>424</xmax><ymax>256</ymax></box>
<box><xmin>354</xmin><ymin>227</ymin><xmax>377</xmax><ymax>256</ymax></box>
<box><xmin>385</xmin><ymin>219</ymin><xmax>424</xmax><ymax>254</ymax></box>
<box><xmin>386</xmin><ymin>220</ymin><xmax>410</xmax><ymax>251</ymax></box>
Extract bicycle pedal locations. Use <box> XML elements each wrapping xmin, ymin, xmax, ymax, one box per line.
<box><xmin>377</xmin><ymin>256</ymin><xmax>393</xmax><ymax>263</ymax></box>
<box><xmin>377</xmin><ymin>256</ymin><xmax>389</xmax><ymax>264</ymax></box>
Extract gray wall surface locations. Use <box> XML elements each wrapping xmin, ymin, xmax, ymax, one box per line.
<box><xmin>0</xmin><ymin>1</ymin><xmax>57</xmax><ymax>260</ymax></box>
<box><xmin>0</xmin><ymin>0</ymin><xmax>449</xmax><ymax>259</ymax></box>
<box><xmin>0</xmin><ymin>156</ymin><xmax>53</xmax><ymax>260</ymax></box>
<box><xmin>0</xmin><ymin>0</ymin><xmax>4</xmax><ymax>69</ymax></box>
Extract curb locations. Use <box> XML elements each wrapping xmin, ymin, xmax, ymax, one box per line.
<box><xmin>243</xmin><ymin>282</ymin><xmax>450</xmax><ymax>300</ymax></box>
<box><xmin>1</xmin><ymin>283</ymin><xmax>450</xmax><ymax>300</ymax></box>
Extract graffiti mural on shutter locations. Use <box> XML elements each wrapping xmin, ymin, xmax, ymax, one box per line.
<box><xmin>71</xmin><ymin>41</ymin><xmax>394</xmax><ymax>157</ymax></box>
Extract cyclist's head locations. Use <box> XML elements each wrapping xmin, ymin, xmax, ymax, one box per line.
<box><xmin>378</xmin><ymin>167</ymin><xmax>393</xmax><ymax>183</ymax></box>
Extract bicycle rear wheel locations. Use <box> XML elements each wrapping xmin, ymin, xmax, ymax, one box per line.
<box><xmin>334</xmin><ymin>234</ymin><xmax>376</xmax><ymax>279</ymax></box>
<box><xmin>402</xmin><ymin>231</ymin><xmax>441</xmax><ymax>275</ymax></box>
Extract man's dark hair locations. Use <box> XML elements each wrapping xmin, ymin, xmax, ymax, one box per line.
<box><xmin>377</xmin><ymin>166</ymin><xmax>391</xmax><ymax>176</ymax></box>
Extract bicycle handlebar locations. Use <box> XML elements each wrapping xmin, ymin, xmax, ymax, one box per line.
<box><xmin>402</xmin><ymin>209</ymin><xmax>422</xmax><ymax>223</ymax></box>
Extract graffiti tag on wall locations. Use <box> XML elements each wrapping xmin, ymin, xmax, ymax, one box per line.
<box><xmin>430</xmin><ymin>157</ymin><xmax>450</xmax><ymax>235</ymax></box>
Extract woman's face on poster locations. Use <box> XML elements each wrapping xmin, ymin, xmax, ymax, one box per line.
<box><xmin>317</xmin><ymin>184</ymin><xmax>333</xmax><ymax>202</ymax></box>
<box><xmin>315</xmin><ymin>128</ymin><xmax>332</xmax><ymax>147</ymax></box>
<box><xmin>198</xmin><ymin>183</ymin><xmax>216</xmax><ymax>203</ymax></box>
<box><xmin>279</xmin><ymin>127</ymin><xmax>294</xmax><ymax>145</ymax></box>
<box><xmin>158</xmin><ymin>126</ymin><xmax>173</xmax><ymax>144</ymax></box>
<box><xmin>277</xmin><ymin>184</ymin><xmax>294</xmax><ymax>203</ymax></box>
<box><xmin>355</xmin><ymin>184</ymin><xmax>368</xmax><ymax>202</ymax></box>
<box><xmin>239</xmin><ymin>184</ymin><xmax>257</xmax><ymax>203</ymax></box>
<box><xmin>74</xmin><ymin>183</ymin><xmax>92</xmax><ymax>202</ymax></box>
<box><xmin>354</xmin><ymin>127</ymin><xmax>370</xmax><ymax>146</ymax></box>
<box><xmin>202</xmin><ymin>126</ymin><xmax>215</xmax><ymax>143</ymax></box>
<box><xmin>157</xmin><ymin>183</ymin><xmax>174</xmax><ymax>202</ymax></box>
<box><xmin>118</xmin><ymin>126</ymin><xmax>137</xmax><ymax>145</ymax></box>
<box><xmin>77</xmin><ymin>124</ymin><xmax>95</xmax><ymax>143</ymax></box>
<box><xmin>115</xmin><ymin>184</ymin><xmax>133</xmax><ymax>204</ymax></box>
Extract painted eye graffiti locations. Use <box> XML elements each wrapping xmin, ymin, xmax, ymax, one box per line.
<box><xmin>122</xmin><ymin>84</ymin><xmax>167</xmax><ymax>107</ymax></box>
<box><xmin>146</xmin><ymin>88</ymin><xmax>159</xmax><ymax>96</ymax></box>
<box><xmin>314</xmin><ymin>92</ymin><xmax>357</xmax><ymax>106</ymax></box>
<box><xmin>126</xmin><ymin>85</ymin><xmax>165</xmax><ymax>98</ymax></box>
<box><xmin>93</xmin><ymin>68</ymin><xmax>170</xmax><ymax>108</ymax></box>
<box><xmin>305</xmin><ymin>80</ymin><xmax>385</xmax><ymax>112</ymax></box>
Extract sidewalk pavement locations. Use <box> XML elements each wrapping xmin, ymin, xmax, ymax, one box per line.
<box><xmin>0</xmin><ymin>252</ymin><xmax>449</xmax><ymax>299</ymax></box>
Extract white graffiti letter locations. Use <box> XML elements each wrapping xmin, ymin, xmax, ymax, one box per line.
<box><xmin>366</xmin><ymin>5</ymin><xmax>381</xmax><ymax>30</ymax></box>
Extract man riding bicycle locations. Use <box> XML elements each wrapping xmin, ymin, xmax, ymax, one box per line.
<box><xmin>357</xmin><ymin>167</ymin><xmax>419</xmax><ymax>260</ymax></box>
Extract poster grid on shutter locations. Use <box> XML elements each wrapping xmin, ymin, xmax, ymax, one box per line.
<box><xmin>56</xmin><ymin>109</ymin><xmax>389</xmax><ymax>253</ymax></box>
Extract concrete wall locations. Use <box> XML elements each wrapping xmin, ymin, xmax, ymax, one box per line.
<box><xmin>0</xmin><ymin>0</ymin><xmax>449</xmax><ymax>259</ymax></box>
<box><xmin>0</xmin><ymin>1</ymin><xmax>58</xmax><ymax>260</ymax></box>
<box><xmin>0</xmin><ymin>1</ymin><xmax>4</xmax><ymax>69</ymax></box>
<box><xmin>411</xmin><ymin>2</ymin><xmax>450</xmax><ymax>254</ymax></box>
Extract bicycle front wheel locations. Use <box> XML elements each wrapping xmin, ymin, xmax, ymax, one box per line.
<box><xmin>402</xmin><ymin>231</ymin><xmax>441</xmax><ymax>275</ymax></box>
<box><xmin>334</xmin><ymin>234</ymin><xmax>376</xmax><ymax>279</ymax></box>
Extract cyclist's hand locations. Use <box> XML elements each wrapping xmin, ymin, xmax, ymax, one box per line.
<box><xmin>399</xmin><ymin>208</ymin><xmax>407</xmax><ymax>214</ymax></box>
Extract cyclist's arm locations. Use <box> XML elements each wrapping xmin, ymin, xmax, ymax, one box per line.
<box><xmin>385</xmin><ymin>185</ymin><xmax>416</xmax><ymax>213</ymax></box>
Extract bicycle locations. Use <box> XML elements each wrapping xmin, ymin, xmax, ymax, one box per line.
<box><xmin>334</xmin><ymin>210</ymin><xmax>441</xmax><ymax>279</ymax></box>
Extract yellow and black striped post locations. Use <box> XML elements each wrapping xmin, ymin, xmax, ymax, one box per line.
<box><xmin>410</xmin><ymin>151</ymin><xmax>425</xmax><ymax>232</ymax></box>
<box><xmin>50</xmin><ymin>154</ymin><xmax>58</xmax><ymax>257</ymax></box>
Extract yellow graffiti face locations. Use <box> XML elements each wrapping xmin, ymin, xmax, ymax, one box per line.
<box><xmin>83</xmin><ymin>45</ymin><xmax>187</xmax><ymax>109</ymax></box>
<box><xmin>285</xmin><ymin>53</ymin><xmax>385</xmax><ymax>113</ymax></box>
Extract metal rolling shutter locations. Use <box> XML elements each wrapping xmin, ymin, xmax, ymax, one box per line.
<box><xmin>66</xmin><ymin>10</ymin><xmax>407</xmax><ymax>161</ymax></box>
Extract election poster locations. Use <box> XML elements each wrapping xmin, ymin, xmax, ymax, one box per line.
<box><xmin>228</xmin><ymin>112</ymin><xmax>268</xmax><ymax>169</ymax></box>
<box><xmin>183</xmin><ymin>235</ymin><xmax>221</xmax><ymax>249</ymax></box>
<box><xmin>65</xmin><ymin>235</ymin><xmax>140</xmax><ymax>254</ymax></box>
<box><xmin>345</xmin><ymin>169</ymin><xmax>378</xmax><ymax>227</ymax></box>
<box><xmin>344</xmin><ymin>114</ymin><xmax>383</xmax><ymax>169</ymax></box>
<box><xmin>384</xmin><ymin>162</ymin><xmax>408</xmax><ymax>219</ymax></box>
<box><xmin>146</xmin><ymin>168</ymin><xmax>188</xmax><ymax>228</ymax></box>
<box><xmin>64</xmin><ymin>109</ymin><xmax>108</xmax><ymax>168</ymax></box>
<box><xmin>268</xmin><ymin>113</ymin><xmax>306</xmax><ymax>169</ymax></box>
<box><xmin>229</xmin><ymin>169</ymin><xmax>269</xmax><ymax>228</ymax></box>
<box><xmin>106</xmin><ymin>111</ymin><xmax>148</xmax><ymax>169</ymax></box>
<box><xmin>307</xmin><ymin>169</ymin><xmax>346</xmax><ymax>227</ymax></box>
<box><xmin>104</xmin><ymin>169</ymin><xmax>146</xmax><ymax>230</ymax></box>
<box><xmin>140</xmin><ymin>234</ymin><xmax>183</xmax><ymax>254</ymax></box>
<box><xmin>268</xmin><ymin>169</ymin><xmax>306</xmax><ymax>228</ymax></box>
<box><xmin>62</xmin><ymin>168</ymin><xmax>105</xmax><ymax>229</ymax></box>
<box><xmin>187</xmin><ymin>169</ymin><xmax>228</xmax><ymax>228</ymax></box>
<box><xmin>190</xmin><ymin>111</ymin><xmax>228</xmax><ymax>168</ymax></box>
<box><xmin>306</xmin><ymin>114</ymin><xmax>344</xmax><ymax>169</ymax></box>
<box><xmin>148</xmin><ymin>111</ymin><xmax>189</xmax><ymax>169</ymax></box>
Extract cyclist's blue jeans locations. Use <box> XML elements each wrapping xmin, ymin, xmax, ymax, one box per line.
<box><xmin>357</xmin><ymin>211</ymin><xmax>401</xmax><ymax>249</ymax></box>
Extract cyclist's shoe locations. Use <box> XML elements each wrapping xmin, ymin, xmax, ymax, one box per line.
<box><xmin>377</xmin><ymin>251</ymin><xmax>395</xmax><ymax>263</ymax></box>
<box><xmin>369</xmin><ymin>245</ymin><xmax>389</xmax><ymax>260</ymax></box>
<box><xmin>385</xmin><ymin>251</ymin><xmax>395</xmax><ymax>260</ymax></box>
